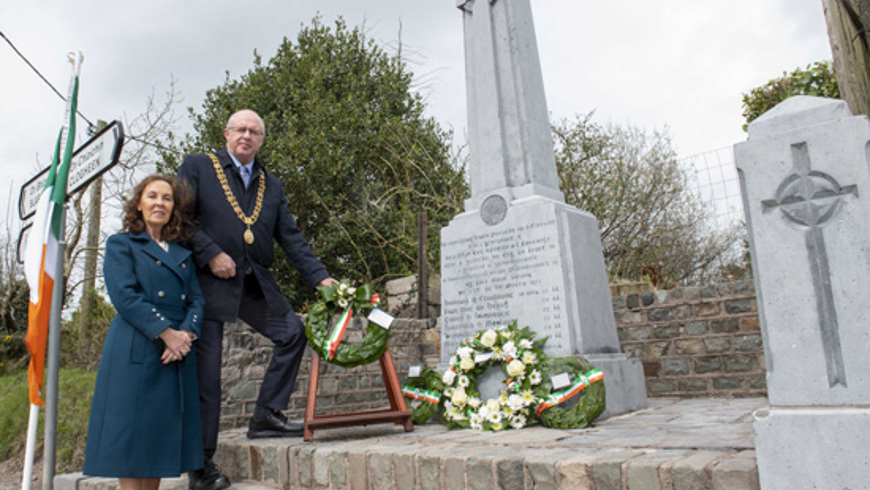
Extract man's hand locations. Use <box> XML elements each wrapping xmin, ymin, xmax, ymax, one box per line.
<box><xmin>209</xmin><ymin>252</ymin><xmax>237</xmax><ymax>279</ymax></box>
<box><xmin>317</xmin><ymin>277</ymin><xmax>338</xmax><ymax>287</ymax></box>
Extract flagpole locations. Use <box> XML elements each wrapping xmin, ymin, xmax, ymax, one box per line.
<box><xmin>21</xmin><ymin>404</ymin><xmax>40</xmax><ymax>490</ymax></box>
<box><xmin>41</xmin><ymin>223</ymin><xmax>66</xmax><ymax>490</ymax></box>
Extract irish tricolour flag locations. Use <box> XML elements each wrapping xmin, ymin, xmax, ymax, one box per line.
<box><xmin>23</xmin><ymin>73</ymin><xmax>78</xmax><ymax>406</ymax></box>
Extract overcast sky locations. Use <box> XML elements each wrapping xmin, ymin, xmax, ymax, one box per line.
<box><xmin>1</xmin><ymin>0</ymin><xmax>832</xmax><ymax>230</ymax></box>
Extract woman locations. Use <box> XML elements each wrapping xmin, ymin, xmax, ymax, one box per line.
<box><xmin>84</xmin><ymin>174</ymin><xmax>205</xmax><ymax>490</ymax></box>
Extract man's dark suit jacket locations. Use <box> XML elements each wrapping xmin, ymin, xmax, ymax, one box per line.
<box><xmin>177</xmin><ymin>148</ymin><xmax>329</xmax><ymax>322</ymax></box>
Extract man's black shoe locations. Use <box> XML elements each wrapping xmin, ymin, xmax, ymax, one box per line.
<box><xmin>247</xmin><ymin>406</ymin><xmax>304</xmax><ymax>439</ymax></box>
<box><xmin>188</xmin><ymin>460</ymin><xmax>230</xmax><ymax>490</ymax></box>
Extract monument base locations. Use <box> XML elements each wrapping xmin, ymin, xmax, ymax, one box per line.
<box><xmin>753</xmin><ymin>406</ymin><xmax>870</xmax><ymax>489</ymax></box>
<box><xmin>441</xmin><ymin>195</ymin><xmax>647</xmax><ymax>419</ymax></box>
<box><xmin>585</xmin><ymin>353</ymin><xmax>648</xmax><ymax>418</ymax></box>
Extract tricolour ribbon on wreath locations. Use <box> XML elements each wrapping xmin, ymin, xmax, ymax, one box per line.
<box><xmin>535</xmin><ymin>369</ymin><xmax>604</xmax><ymax>417</ymax></box>
<box><xmin>323</xmin><ymin>294</ymin><xmax>382</xmax><ymax>361</ymax></box>
<box><xmin>401</xmin><ymin>386</ymin><xmax>441</xmax><ymax>405</ymax></box>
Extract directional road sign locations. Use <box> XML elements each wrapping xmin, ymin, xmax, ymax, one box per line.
<box><xmin>18</xmin><ymin>120</ymin><xmax>125</xmax><ymax>221</ymax></box>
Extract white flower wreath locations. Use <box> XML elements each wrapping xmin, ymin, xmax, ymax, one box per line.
<box><xmin>440</xmin><ymin>320</ymin><xmax>548</xmax><ymax>431</ymax></box>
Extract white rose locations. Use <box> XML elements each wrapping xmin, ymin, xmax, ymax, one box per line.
<box><xmin>468</xmin><ymin>397</ymin><xmax>481</xmax><ymax>409</ymax></box>
<box><xmin>459</xmin><ymin>357</ymin><xmax>475</xmax><ymax>371</ymax></box>
<box><xmin>452</xmin><ymin>388</ymin><xmax>468</xmax><ymax>407</ymax></box>
<box><xmin>508</xmin><ymin>394</ymin><xmax>524</xmax><ymax>411</ymax></box>
<box><xmin>457</xmin><ymin>346</ymin><xmax>474</xmax><ymax>360</ymax></box>
<box><xmin>443</xmin><ymin>369</ymin><xmax>457</xmax><ymax>385</ymax></box>
<box><xmin>507</xmin><ymin>359</ymin><xmax>526</xmax><ymax>378</ymax></box>
<box><xmin>480</xmin><ymin>329</ymin><xmax>498</xmax><ymax>347</ymax></box>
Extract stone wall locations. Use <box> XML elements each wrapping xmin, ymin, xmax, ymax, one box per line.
<box><xmin>613</xmin><ymin>280</ymin><xmax>766</xmax><ymax>398</ymax></box>
<box><xmin>218</xmin><ymin>279</ymin><xmax>765</xmax><ymax>429</ymax></box>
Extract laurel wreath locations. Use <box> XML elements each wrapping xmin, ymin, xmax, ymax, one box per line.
<box><xmin>439</xmin><ymin>321</ymin><xmax>549</xmax><ymax>431</ymax></box>
<box><xmin>536</xmin><ymin>356</ymin><xmax>606</xmax><ymax>429</ymax></box>
<box><xmin>304</xmin><ymin>281</ymin><xmax>389</xmax><ymax>368</ymax></box>
<box><xmin>401</xmin><ymin>367</ymin><xmax>445</xmax><ymax>425</ymax></box>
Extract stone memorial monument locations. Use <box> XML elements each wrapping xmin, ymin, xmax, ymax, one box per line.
<box><xmin>441</xmin><ymin>0</ymin><xmax>647</xmax><ymax>416</ymax></box>
<box><xmin>735</xmin><ymin>96</ymin><xmax>870</xmax><ymax>488</ymax></box>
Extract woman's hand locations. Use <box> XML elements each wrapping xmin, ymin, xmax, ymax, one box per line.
<box><xmin>158</xmin><ymin>328</ymin><xmax>193</xmax><ymax>364</ymax></box>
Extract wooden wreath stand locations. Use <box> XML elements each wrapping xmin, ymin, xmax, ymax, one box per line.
<box><xmin>303</xmin><ymin>348</ymin><xmax>413</xmax><ymax>441</ymax></box>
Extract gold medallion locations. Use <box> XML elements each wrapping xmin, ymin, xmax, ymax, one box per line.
<box><xmin>208</xmin><ymin>154</ymin><xmax>265</xmax><ymax>247</ymax></box>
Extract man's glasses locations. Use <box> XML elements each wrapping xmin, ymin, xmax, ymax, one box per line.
<box><xmin>226</xmin><ymin>126</ymin><xmax>265</xmax><ymax>137</ymax></box>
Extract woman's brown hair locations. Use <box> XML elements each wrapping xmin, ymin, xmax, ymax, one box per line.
<box><xmin>122</xmin><ymin>174</ymin><xmax>194</xmax><ymax>243</ymax></box>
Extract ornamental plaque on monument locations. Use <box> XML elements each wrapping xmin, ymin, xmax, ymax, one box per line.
<box><xmin>441</xmin><ymin>0</ymin><xmax>647</xmax><ymax>416</ymax></box>
<box><xmin>735</xmin><ymin>96</ymin><xmax>870</xmax><ymax>488</ymax></box>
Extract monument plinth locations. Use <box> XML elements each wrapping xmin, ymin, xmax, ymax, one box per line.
<box><xmin>442</xmin><ymin>0</ymin><xmax>647</xmax><ymax>417</ymax></box>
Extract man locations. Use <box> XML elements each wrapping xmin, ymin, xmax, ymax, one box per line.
<box><xmin>178</xmin><ymin>109</ymin><xmax>335</xmax><ymax>490</ymax></box>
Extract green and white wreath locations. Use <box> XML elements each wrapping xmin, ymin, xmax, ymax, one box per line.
<box><xmin>440</xmin><ymin>321</ymin><xmax>548</xmax><ymax>431</ymax></box>
<box><xmin>305</xmin><ymin>280</ymin><xmax>389</xmax><ymax>369</ymax></box>
<box><xmin>401</xmin><ymin>367</ymin><xmax>445</xmax><ymax>425</ymax></box>
<box><xmin>535</xmin><ymin>356</ymin><xmax>606</xmax><ymax>429</ymax></box>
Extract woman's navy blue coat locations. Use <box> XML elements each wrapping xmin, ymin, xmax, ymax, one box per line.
<box><xmin>84</xmin><ymin>232</ymin><xmax>205</xmax><ymax>477</ymax></box>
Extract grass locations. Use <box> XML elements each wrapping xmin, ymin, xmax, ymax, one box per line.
<box><xmin>0</xmin><ymin>368</ymin><xmax>96</xmax><ymax>474</ymax></box>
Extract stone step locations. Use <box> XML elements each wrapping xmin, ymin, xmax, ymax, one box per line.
<box><xmin>55</xmin><ymin>398</ymin><xmax>762</xmax><ymax>490</ymax></box>
<box><xmin>56</xmin><ymin>473</ymin><xmax>276</xmax><ymax>490</ymax></box>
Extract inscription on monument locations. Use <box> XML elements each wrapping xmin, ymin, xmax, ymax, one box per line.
<box><xmin>441</xmin><ymin>218</ymin><xmax>566</xmax><ymax>358</ymax></box>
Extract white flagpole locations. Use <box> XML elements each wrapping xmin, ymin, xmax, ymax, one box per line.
<box><xmin>21</xmin><ymin>404</ymin><xmax>40</xmax><ymax>490</ymax></box>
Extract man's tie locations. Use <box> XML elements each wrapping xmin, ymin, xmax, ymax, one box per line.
<box><xmin>241</xmin><ymin>165</ymin><xmax>251</xmax><ymax>188</ymax></box>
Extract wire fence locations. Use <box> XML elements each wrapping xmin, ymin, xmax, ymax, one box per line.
<box><xmin>680</xmin><ymin>146</ymin><xmax>748</xmax><ymax>279</ymax></box>
<box><xmin>681</xmin><ymin>146</ymin><xmax>743</xmax><ymax>229</ymax></box>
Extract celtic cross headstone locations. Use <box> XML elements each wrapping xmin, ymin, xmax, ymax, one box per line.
<box><xmin>736</xmin><ymin>95</ymin><xmax>870</xmax><ymax>488</ymax></box>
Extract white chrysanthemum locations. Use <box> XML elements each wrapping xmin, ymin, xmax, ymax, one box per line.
<box><xmin>458</xmin><ymin>375</ymin><xmax>470</xmax><ymax>387</ymax></box>
<box><xmin>468</xmin><ymin>397</ymin><xmax>481</xmax><ymax>409</ymax></box>
<box><xmin>519</xmin><ymin>339</ymin><xmax>533</xmax><ymax>350</ymax></box>
<box><xmin>338</xmin><ymin>298</ymin><xmax>349</xmax><ymax>308</ymax></box>
<box><xmin>480</xmin><ymin>329</ymin><xmax>498</xmax><ymax>347</ymax></box>
<box><xmin>522</xmin><ymin>351</ymin><xmax>537</xmax><ymax>364</ymax></box>
<box><xmin>491</xmin><ymin>421</ymin><xmax>504</xmax><ymax>431</ymax></box>
<box><xmin>444</xmin><ymin>387</ymin><xmax>455</xmax><ymax>398</ymax></box>
<box><xmin>478</xmin><ymin>405</ymin><xmax>491</xmax><ymax>419</ymax></box>
<box><xmin>487</xmin><ymin>411</ymin><xmax>502</xmax><ymax>423</ymax></box>
<box><xmin>510</xmin><ymin>415</ymin><xmax>526</xmax><ymax>429</ymax></box>
<box><xmin>498</xmin><ymin>393</ymin><xmax>509</xmax><ymax>405</ymax></box>
<box><xmin>470</xmin><ymin>414</ymin><xmax>483</xmax><ymax>430</ymax></box>
<box><xmin>492</xmin><ymin>346</ymin><xmax>504</xmax><ymax>360</ymax></box>
<box><xmin>499</xmin><ymin>328</ymin><xmax>511</xmax><ymax>338</ymax></box>
<box><xmin>521</xmin><ymin>390</ymin><xmax>536</xmax><ymax>405</ymax></box>
<box><xmin>529</xmin><ymin>370</ymin><xmax>542</xmax><ymax>385</ymax></box>
<box><xmin>501</xmin><ymin>405</ymin><xmax>514</xmax><ymax>417</ymax></box>
<box><xmin>459</xmin><ymin>357</ymin><xmax>475</xmax><ymax>371</ymax></box>
<box><xmin>507</xmin><ymin>359</ymin><xmax>526</xmax><ymax>377</ymax></box>
<box><xmin>443</xmin><ymin>369</ymin><xmax>457</xmax><ymax>386</ymax></box>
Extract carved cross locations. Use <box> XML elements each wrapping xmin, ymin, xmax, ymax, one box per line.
<box><xmin>761</xmin><ymin>142</ymin><xmax>858</xmax><ymax>388</ymax></box>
